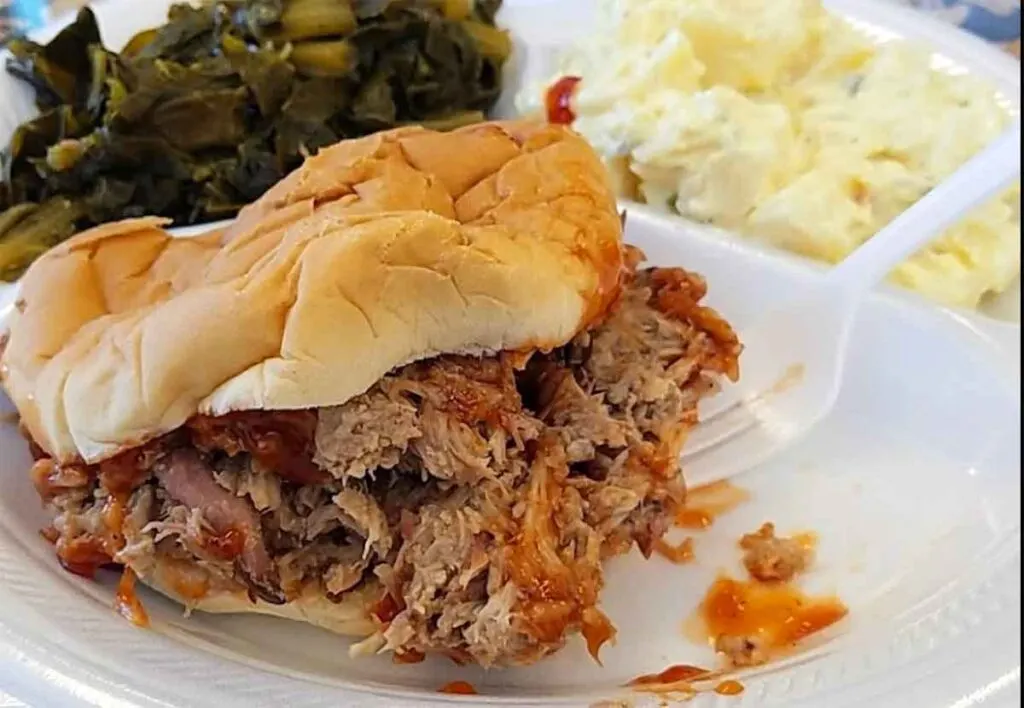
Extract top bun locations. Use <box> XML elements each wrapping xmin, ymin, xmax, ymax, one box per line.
<box><xmin>1</xmin><ymin>121</ymin><xmax>624</xmax><ymax>464</ymax></box>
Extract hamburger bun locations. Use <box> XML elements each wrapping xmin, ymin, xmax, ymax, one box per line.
<box><xmin>139</xmin><ymin>559</ymin><xmax>379</xmax><ymax>638</ymax></box>
<box><xmin>1</xmin><ymin>120</ymin><xmax>624</xmax><ymax>464</ymax></box>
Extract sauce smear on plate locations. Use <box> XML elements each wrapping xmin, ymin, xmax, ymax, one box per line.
<box><xmin>654</xmin><ymin>537</ymin><xmax>695</xmax><ymax>563</ymax></box>
<box><xmin>629</xmin><ymin>664</ymin><xmax>711</xmax><ymax>686</ymax></box>
<box><xmin>438</xmin><ymin>681</ymin><xmax>478</xmax><ymax>695</ymax></box>
<box><xmin>676</xmin><ymin>481</ymin><xmax>750</xmax><ymax>530</ymax></box>
<box><xmin>702</xmin><ymin>576</ymin><xmax>847</xmax><ymax>663</ymax></box>
<box><xmin>715</xmin><ymin>680</ymin><xmax>745</xmax><ymax>696</ymax></box>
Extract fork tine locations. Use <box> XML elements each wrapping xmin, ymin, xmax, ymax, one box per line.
<box><xmin>681</xmin><ymin>400</ymin><xmax>760</xmax><ymax>459</ymax></box>
<box><xmin>680</xmin><ymin>412</ymin><xmax>798</xmax><ymax>488</ymax></box>
<box><xmin>695</xmin><ymin>384</ymin><xmax>745</xmax><ymax>422</ymax></box>
<box><xmin>683</xmin><ymin>376</ymin><xmax>777</xmax><ymax>458</ymax></box>
<box><xmin>683</xmin><ymin>373</ymin><xmax>812</xmax><ymax>460</ymax></box>
<box><xmin>684</xmin><ymin>355</ymin><xmax>809</xmax><ymax>459</ymax></box>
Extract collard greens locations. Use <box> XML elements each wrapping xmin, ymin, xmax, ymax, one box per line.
<box><xmin>0</xmin><ymin>0</ymin><xmax>509</xmax><ymax>280</ymax></box>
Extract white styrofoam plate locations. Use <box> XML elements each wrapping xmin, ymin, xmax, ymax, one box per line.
<box><xmin>0</xmin><ymin>1</ymin><xmax>1021</xmax><ymax>706</ymax></box>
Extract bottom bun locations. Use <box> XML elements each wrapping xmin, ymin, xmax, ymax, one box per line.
<box><xmin>138</xmin><ymin>565</ymin><xmax>380</xmax><ymax>638</ymax></box>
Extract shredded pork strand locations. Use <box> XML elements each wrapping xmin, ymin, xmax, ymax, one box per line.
<box><xmin>32</xmin><ymin>263</ymin><xmax>740</xmax><ymax>667</ymax></box>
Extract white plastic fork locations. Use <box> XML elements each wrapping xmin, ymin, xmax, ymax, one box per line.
<box><xmin>680</xmin><ymin>122</ymin><xmax>1022</xmax><ymax>487</ymax></box>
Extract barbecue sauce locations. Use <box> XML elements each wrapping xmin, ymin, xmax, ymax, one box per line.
<box><xmin>545</xmin><ymin>76</ymin><xmax>581</xmax><ymax>125</ymax></box>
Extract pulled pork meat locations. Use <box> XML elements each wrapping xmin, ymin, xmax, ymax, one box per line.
<box><xmin>739</xmin><ymin>523</ymin><xmax>813</xmax><ymax>583</ymax></box>
<box><xmin>30</xmin><ymin>262</ymin><xmax>740</xmax><ymax>667</ymax></box>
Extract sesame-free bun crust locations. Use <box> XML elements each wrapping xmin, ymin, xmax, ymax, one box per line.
<box><xmin>139</xmin><ymin>564</ymin><xmax>379</xmax><ymax>639</ymax></box>
<box><xmin>1</xmin><ymin>121</ymin><xmax>623</xmax><ymax>463</ymax></box>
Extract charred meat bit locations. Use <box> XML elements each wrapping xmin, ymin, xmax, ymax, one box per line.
<box><xmin>189</xmin><ymin>411</ymin><xmax>326</xmax><ymax>485</ymax></box>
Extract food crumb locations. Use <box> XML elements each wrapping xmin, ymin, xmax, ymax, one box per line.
<box><xmin>739</xmin><ymin>522</ymin><xmax>813</xmax><ymax>583</ymax></box>
<box><xmin>714</xmin><ymin>634</ymin><xmax>769</xmax><ymax>668</ymax></box>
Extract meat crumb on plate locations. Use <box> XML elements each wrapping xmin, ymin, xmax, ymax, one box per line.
<box><xmin>739</xmin><ymin>522</ymin><xmax>813</xmax><ymax>583</ymax></box>
<box><xmin>714</xmin><ymin>634</ymin><xmax>769</xmax><ymax>668</ymax></box>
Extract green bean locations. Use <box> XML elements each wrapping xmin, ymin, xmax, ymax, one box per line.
<box><xmin>0</xmin><ymin>199</ymin><xmax>84</xmax><ymax>282</ymax></box>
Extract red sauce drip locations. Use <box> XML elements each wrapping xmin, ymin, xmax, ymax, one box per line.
<box><xmin>114</xmin><ymin>568</ymin><xmax>150</xmax><ymax>628</ymax></box>
<box><xmin>629</xmin><ymin>664</ymin><xmax>710</xmax><ymax>686</ymax></box>
<box><xmin>505</xmin><ymin>440</ymin><xmax>613</xmax><ymax>661</ymax></box>
<box><xmin>676</xmin><ymin>481</ymin><xmax>750</xmax><ymax>530</ymax></box>
<box><xmin>101</xmin><ymin>495</ymin><xmax>127</xmax><ymax>556</ymax></box>
<box><xmin>188</xmin><ymin>411</ymin><xmax>325</xmax><ymax>485</ymax></box>
<box><xmin>99</xmin><ymin>446</ymin><xmax>154</xmax><ymax>496</ymax></box>
<box><xmin>371</xmin><ymin>592</ymin><xmax>403</xmax><ymax>624</ymax></box>
<box><xmin>394</xmin><ymin>648</ymin><xmax>426</xmax><ymax>665</ymax></box>
<box><xmin>438</xmin><ymin>681</ymin><xmax>478</xmax><ymax>695</ymax></box>
<box><xmin>715</xmin><ymin>680</ymin><xmax>745</xmax><ymax>696</ymax></box>
<box><xmin>675</xmin><ymin>508</ymin><xmax>714</xmax><ymax>530</ymax></box>
<box><xmin>581</xmin><ymin>606</ymin><xmax>616</xmax><ymax>663</ymax></box>
<box><xmin>56</xmin><ymin>534</ymin><xmax>114</xmax><ymax>578</ymax></box>
<box><xmin>654</xmin><ymin>537</ymin><xmax>694</xmax><ymax>564</ymax></box>
<box><xmin>702</xmin><ymin>576</ymin><xmax>848</xmax><ymax>651</ymax></box>
<box><xmin>545</xmin><ymin>75</ymin><xmax>581</xmax><ymax>125</ymax></box>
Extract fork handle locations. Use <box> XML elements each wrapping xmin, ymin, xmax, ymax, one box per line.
<box><xmin>827</xmin><ymin>122</ymin><xmax>1021</xmax><ymax>291</ymax></box>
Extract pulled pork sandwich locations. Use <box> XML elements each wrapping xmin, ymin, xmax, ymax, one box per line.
<box><xmin>0</xmin><ymin>120</ymin><xmax>740</xmax><ymax>667</ymax></box>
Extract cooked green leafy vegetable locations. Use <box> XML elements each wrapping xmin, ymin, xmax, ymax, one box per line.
<box><xmin>0</xmin><ymin>200</ymin><xmax>84</xmax><ymax>281</ymax></box>
<box><xmin>0</xmin><ymin>0</ymin><xmax>508</xmax><ymax>280</ymax></box>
